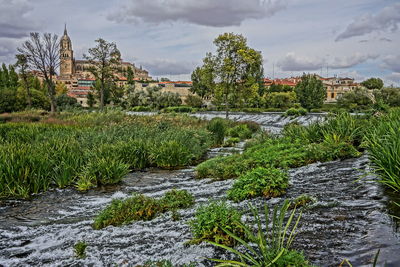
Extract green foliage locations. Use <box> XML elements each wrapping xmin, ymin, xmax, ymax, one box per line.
<box><xmin>295</xmin><ymin>74</ymin><xmax>325</xmax><ymax>110</ymax></box>
<box><xmin>285</xmin><ymin>107</ymin><xmax>307</xmax><ymax>117</ymax></box>
<box><xmin>268</xmin><ymin>83</ymin><xmax>294</xmax><ymax>93</ymax></box>
<box><xmin>337</xmin><ymin>87</ymin><xmax>373</xmax><ymax>111</ymax></box>
<box><xmin>74</xmin><ymin>241</ymin><xmax>88</xmax><ymax>259</ymax></box>
<box><xmin>207</xmin><ymin>118</ymin><xmax>227</xmax><ymax>145</ymax></box>
<box><xmin>227</xmin><ymin>167</ymin><xmax>289</xmax><ymax>202</ymax></box>
<box><xmin>265</xmin><ymin>92</ymin><xmax>296</xmax><ymax>109</ymax></box>
<box><xmin>191</xmin><ymin>65</ymin><xmax>215</xmax><ymax>99</ymax></box>
<box><xmin>290</xmin><ymin>194</ymin><xmax>317</xmax><ymax>209</ymax></box>
<box><xmin>0</xmin><ymin>113</ymin><xmax>213</xmax><ymax>199</ymax></box>
<box><xmin>223</xmin><ymin>137</ymin><xmax>241</xmax><ymax>147</ymax></box>
<box><xmin>127</xmin><ymin>86</ymin><xmax>182</xmax><ymax>109</ymax></box>
<box><xmin>93</xmin><ymin>189</ymin><xmax>195</xmax><ymax>229</ymax></box>
<box><xmin>366</xmin><ymin>109</ymin><xmax>400</xmax><ymax>191</ymax></box>
<box><xmin>373</xmin><ymin>87</ymin><xmax>400</xmax><ymax>107</ymax></box>
<box><xmin>226</xmin><ymin>124</ymin><xmax>253</xmax><ymax>139</ymax></box>
<box><xmin>130</xmin><ymin>105</ymin><xmax>152</xmax><ymax>112</ymax></box>
<box><xmin>76</xmin><ymin>157</ymin><xmax>129</xmax><ymax>191</ymax></box>
<box><xmin>162</xmin><ymin>106</ymin><xmax>193</xmax><ymax>113</ymax></box>
<box><xmin>361</xmin><ymin>77</ymin><xmax>384</xmax><ymax>90</ymax></box>
<box><xmin>185</xmin><ymin>94</ymin><xmax>204</xmax><ymax>108</ymax></box>
<box><xmin>56</xmin><ymin>94</ymin><xmax>81</xmax><ymax>110</ymax></box>
<box><xmin>188</xmin><ymin>201</ymin><xmax>245</xmax><ymax>246</ymax></box>
<box><xmin>208</xmin><ymin>201</ymin><xmax>311</xmax><ymax>267</ymax></box>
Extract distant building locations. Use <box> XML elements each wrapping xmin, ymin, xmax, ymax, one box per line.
<box><xmin>319</xmin><ymin>76</ymin><xmax>362</xmax><ymax>103</ymax></box>
<box><xmin>57</xmin><ymin>25</ymin><xmax>152</xmax><ymax>105</ymax></box>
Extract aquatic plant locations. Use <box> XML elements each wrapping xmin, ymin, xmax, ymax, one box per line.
<box><xmin>223</xmin><ymin>137</ymin><xmax>241</xmax><ymax>147</ymax></box>
<box><xmin>207</xmin><ymin>118</ymin><xmax>227</xmax><ymax>145</ymax></box>
<box><xmin>139</xmin><ymin>260</ymin><xmax>196</xmax><ymax>267</ymax></box>
<box><xmin>188</xmin><ymin>201</ymin><xmax>245</xmax><ymax>246</ymax></box>
<box><xmin>226</xmin><ymin>124</ymin><xmax>253</xmax><ymax>139</ymax></box>
<box><xmin>73</xmin><ymin>241</ymin><xmax>88</xmax><ymax>259</ymax></box>
<box><xmin>227</xmin><ymin>167</ymin><xmax>289</xmax><ymax>202</ymax></box>
<box><xmin>208</xmin><ymin>201</ymin><xmax>312</xmax><ymax>267</ymax></box>
<box><xmin>93</xmin><ymin>189</ymin><xmax>195</xmax><ymax>229</ymax></box>
<box><xmin>366</xmin><ymin>109</ymin><xmax>400</xmax><ymax>191</ymax></box>
<box><xmin>289</xmin><ymin>194</ymin><xmax>317</xmax><ymax>209</ymax></box>
<box><xmin>285</xmin><ymin>107</ymin><xmax>307</xmax><ymax>117</ymax></box>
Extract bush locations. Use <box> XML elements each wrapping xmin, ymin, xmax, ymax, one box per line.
<box><xmin>226</xmin><ymin>124</ymin><xmax>252</xmax><ymax>139</ymax></box>
<box><xmin>285</xmin><ymin>107</ymin><xmax>307</xmax><ymax>117</ymax></box>
<box><xmin>151</xmin><ymin>140</ymin><xmax>192</xmax><ymax>168</ymax></box>
<box><xmin>93</xmin><ymin>190</ymin><xmax>195</xmax><ymax>229</ymax></box>
<box><xmin>227</xmin><ymin>167</ymin><xmax>289</xmax><ymax>202</ymax></box>
<box><xmin>188</xmin><ymin>201</ymin><xmax>245</xmax><ymax>246</ymax></box>
<box><xmin>337</xmin><ymin>87</ymin><xmax>373</xmax><ymax>111</ymax></box>
<box><xmin>207</xmin><ymin>118</ymin><xmax>227</xmax><ymax>145</ymax></box>
<box><xmin>290</xmin><ymin>194</ymin><xmax>317</xmax><ymax>209</ymax></box>
<box><xmin>130</xmin><ymin>106</ymin><xmax>152</xmax><ymax>112</ymax></box>
<box><xmin>265</xmin><ymin>92</ymin><xmax>296</xmax><ymax>109</ymax></box>
<box><xmin>73</xmin><ymin>241</ymin><xmax>87</xmax><ymax>259</ymax></box>
<box><xmin>223</xmin><ymin>137</ymin><xmax>240</xmax><ymax>147</ymax></box>
<box><xmin>185</xmin><ymin>94</ymin><xmax>203</xmax><ymax>108</ymax></box>
<box><xmin>162</xmin><ymin>106</ymin><xmax>193</xmax><ymax>113</ymax></box>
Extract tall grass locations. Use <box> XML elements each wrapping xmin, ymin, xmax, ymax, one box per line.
<box><xmin>366</xmin><ymin>109</ymin><xmax>400</xmax><ymax>191</ymax></box>
<box><xmin>0</xmin><ymin>112</ymin><xmax>213</xmax><ymax>198</ymax></box>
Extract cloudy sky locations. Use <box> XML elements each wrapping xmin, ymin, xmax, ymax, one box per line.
<box><xmin>1</xmin><ymin>0</ymin><xmax>399</xmax><ymax>85</ymax></box>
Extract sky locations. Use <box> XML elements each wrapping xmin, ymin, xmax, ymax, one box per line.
<box><xmin>0</xmin><ymin>0</ymin><xmax>399</xmax><ymax>85</ymax></box>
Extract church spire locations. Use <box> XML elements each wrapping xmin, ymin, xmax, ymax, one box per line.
<box><xmin>64</xmin><ymin>23</ymin><xmax>68</xmax><ymax>36</ymax></box>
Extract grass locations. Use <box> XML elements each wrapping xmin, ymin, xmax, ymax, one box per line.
<box><xmin>227</xmin><ymin>167</ymin><xmax>289</xmax><ymax>202</ymax></box>
<box><xmin>365</xmin><ymin>109</ymin><xmax>400</xmax><ymax>192</ymax></box>
<box><xmin>73</xmin><ymin>241</ymin><xmax>88</xmax><ymax>259</ymax></box>
<box><xmin>208</xmin><ymin>201</ymin><xmax>312</xmax><ymax>267</ymax></box>
<box><xmin>0</xmin><ymin>111</ymin><xmax>214</xmax><ymax>199</ymax></box>
<box><xmin>188</xmin><ymin>201</ymin><xmax>245</xmax><ymax>246</ymax></box>
<box><xmin>93</xmin><ymin>189</ymin><xmax>195</xmax><ymax>229</ymax></box>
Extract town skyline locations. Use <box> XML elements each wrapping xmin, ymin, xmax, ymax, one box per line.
<box><xmin>1</xmin><ymin>0</ymin><xmax>399</xmax><ymax>85</ymax></box>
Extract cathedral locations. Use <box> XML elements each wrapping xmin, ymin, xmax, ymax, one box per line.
<box><xmin>58</xmin><ymin>25</ymin><xmax>151</xmax><ymax>89</ymax></box>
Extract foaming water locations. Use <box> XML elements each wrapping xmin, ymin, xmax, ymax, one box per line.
<box><xmin>1</xmin><ymin>114</ymin><xmax>399</xmax><ymax>266</ymax></box>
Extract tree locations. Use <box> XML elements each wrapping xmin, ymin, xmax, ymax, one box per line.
<box><xmin>191</xmin><ymin>62</ymin><xmax>215</xmax><ymax>99</ymax></box>
<box><xmin>87</xmin><ymin>92</ymin><xmax>96</xmax><ymax>108</ymax></box>
<box><xmin>337</xmin><ymin>87</ymin><xmax>373</xmax><ymax>111</ymax></box>
<box><xmin>127</xmin><ymin>66</ymin><xmax>135</xmax><ymax>85</ymax></box>
<box><xmin>18</xmin><ymin>32</ymin><xmax>60</xmax><ymax>112</ymax></box>
<box><xmin>295</xmin><ymin>74</ymin><xmax>325</xmax><ymax>110</ymax></box>
<box><xmin>185</xmin><ymin>94</ymin><xmax>203</xmax><ymax>108</ymax></box>
<box><xmin>373</xmin><ymin>87</ymin><xmax>400</xmax><ymax>107</ymax></box>
<box><xmin>198</xmin><ymin>33</ymin><xmax>264</xmax><ymax>117</ymax></box>
<box><xmin>15</xmin><ymin>54</ymin><xmax>32</xmax><ymax>108</ymax></box>
<box><xmin>361</xmin><ymin>78</ymin><xmax>384</xmax><ymax>90</ymax></box>
<box><xmin>84</xmin><ymin>38</ymin><xmax>121</xmax><ymax>109</ymax></box>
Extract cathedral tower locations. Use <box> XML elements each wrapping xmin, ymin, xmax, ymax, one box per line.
<box><xmin>60</xmin><ymin>24</ymin><xmax>74</xmax><ymax>77</ymax></box>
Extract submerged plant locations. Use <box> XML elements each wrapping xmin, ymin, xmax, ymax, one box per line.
<box><xmin>73</xmin><ymin>240</ymin><xmax>87</xmax><ymax>259</ymax></box>
<box><xmin>208</xmin><ymin>201</ymin><xmax>311</xmax><ymax>267</ymax></box>
<box><xmin>289</xmin><ymin>194</ymin><xmax>317</xmax><ymax>209</ymax></box>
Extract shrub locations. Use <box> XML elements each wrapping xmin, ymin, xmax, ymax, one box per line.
<box><xmin>188</xmin><ymin>201</ymin><xmax>245</xmax><ymax>246</ymax></box>
<box><xmin>93</xmin><ymin>194</ymin><xmax>161</xmax><ymax>229</ymax></box>
<box><xmin>209</xmin><ymin>201</ymin><xmax>312</xmax><ymax>267</ymax></box>
<box><xmin>227</xmin><ymin>167</ymin><xmax>289</xmax><ymax>202</ymax></box>
<box><xmin>337</xmin><ymin>87</ymin><xmax>373</xmax><ymax>111</ymax></box>
<box><xmin>226</xmin><ymin>124</ymin><xmax>252</xmax><ymax>139</ymax></box>
<box><xmin>285</xmin><ymin>107</ymin><xmax>307</xmax><ymax>117</ymax></box>
<box><xmin>207</xmin><ymin>118</ymin><xmax>227</xmax><ymax>145</ymax></box>
<box><xmin>265</xmin><ymin>92</ymin><xmax>296</xmax><ymax>109</ymax></box>
<box><xmin>223</xmin><ymin>137</ymin><xmax>240</xmax><ymax>147</ymax></box>
<box><xmin>162</xmin><ymin>106</ymin><xmax>193</xmax><ymax>113</ymax></box>
<box><xmin>73</xmin><ymin>241</ymin><xmax>87</xmax><ymax>259</ymax></box>
<box><xmin>160</xmin><ymin>189</ymin><xmax>195</xmax><ymax>210</ymax></box>
<box><xmin>130</xmin><ymin>106</ymin><xmax>152</xmax><ymax>112</ymax></box>
<box><xmin>93</xmin><ymin>190</ymin><xmax>195</xmax><ymax>229</ymax></box>
<box><xmin>151</xmin><ymin>141</ymin><xmax>192</xmax><ymax>168</ymax></box>
<box><xmin>185</xmin><ymin>94</ymin><xmax>203</xmax><ymax>108</ymax></box>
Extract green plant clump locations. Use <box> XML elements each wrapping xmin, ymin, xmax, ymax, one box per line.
<box><xmin>226</xmin><ymin>124</ymin><xmax>253</xmax><ymax>139</ymax></box>
<box><xmin>285</xmin><ymin>107</ymin><xmax>307</xmax><ymax>117</ymax></box>
<box><xmin>93</xmin><ymin>189</ymin><xmax>195</xmax><ymax>229</ymax></box>
<box><xmin>227</xmin><ymin>167</ymin><xmax>289</xmax><ymax>202</ymax></box>
<box><xmin>139</xmin><ymin>260</ymin><xmax>196</xmax><ymax>267</ymax></box>
<box><xmin>209</xmin><ymin>201</ymin><xmax>312</xmax><ymax>267</ymax></box>
<box><xmin>188</xmin><ymin>201</ymin><xmax>245</xmax><ymax>246</ymax></box>
<box><xmin>223</xmin><ymin>137</ymin><xmax>241</xmax><ymax>147</ymax></box>
<box><xmin>74</xmin><ymin>241</ymin><xmax>88</xmax><ymax>259</ymax></box>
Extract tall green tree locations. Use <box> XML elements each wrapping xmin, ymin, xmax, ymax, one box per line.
<box><xmin>197</xmin><ymin>33</ymin><xmax>264</xmax><ymax>117</ymax></box>
<box><xmin>295</xmin><ymin>74</ymin><xmax>326</xmax><ymax>110</ymax></box>
<box><xmin>190</xmin><ymin>60</ymin><xmax>215</xmax><ymax>99</ymax></box>
<box><xmin>18</xmin><ymin>32</ymin><xmax>60</xmax><ymax>113</ymax></box>
<box><xmin>361</xmin><ymin>77</ymin><xmax>384</xmax><ymax>90</ymax></box>
<box><xmin>84</xmin><ymin>38</ymin><xmax>121</xmax><ymax>109</ymax></box>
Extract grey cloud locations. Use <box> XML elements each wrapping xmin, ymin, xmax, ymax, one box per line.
<box><xmin>0</xmin><ymin>0</ymin><xmax>40</xmax><ymax>38</ymax></box>
<box><xmin>385</xmin><ymin>72</ymin><xmax>400</xmax><ymax>84</ymax></box>
<box><xmin>108</xmin><ymin>0</ymin><xmax>287</xmax><ymax>27</ymax></box>
<box><xmin>141</xmin><ymin>59</ymin><xmax>195</xmax><ymax>76</ymax></box>
<box><xmin>380</xmin><ymin>37</ymin><xmax>392</xmax><ymax>42</ymax></box>
<box><xmin>277</xmin><ymin>52</ymin><xmax>376</xmax><ymax>72</ymax></box>
<box><xmin>276</xmin><ymin>52</ymin><xmax>324</xmax><ymax>71</ymax></box>
<box><xmin>329</xmin><ymin>53</ymin><xmax>378</xmax><ymax>69</ymax></box>
<box><xmin>382</xmin><ymin>55</ymin><xmax>400</xmax><ymax>72</ymax></box>
<box><xmin>336</xmin><ymin>3</ymin><xmax>400</xmax><ymax>41</ymax></box>
<box><xmin>0</xmin><ymin>38</ymin><xmax>20</xmax><ymax>62</ymax></box>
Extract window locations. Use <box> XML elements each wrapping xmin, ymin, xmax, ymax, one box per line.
<box><xmin>331</xmin><ymin>92</ymin><xmax>335</xmax><ymax>99</ymax></box>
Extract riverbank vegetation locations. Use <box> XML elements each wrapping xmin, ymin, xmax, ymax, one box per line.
<box><xmin>93</xmin><ymin>189</ymin><xmax>194</xmax><ymax>230</ymax></box>
<box><xmin>0</xmin><ymin>112</ymin><xmax>216</xmax><ymax>199</ymax></box>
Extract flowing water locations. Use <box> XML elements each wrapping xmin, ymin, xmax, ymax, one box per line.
<box><xmin>0</xmin><ymin>112</ymin><xmax>399</xmax><ymax>266</ymax></box>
